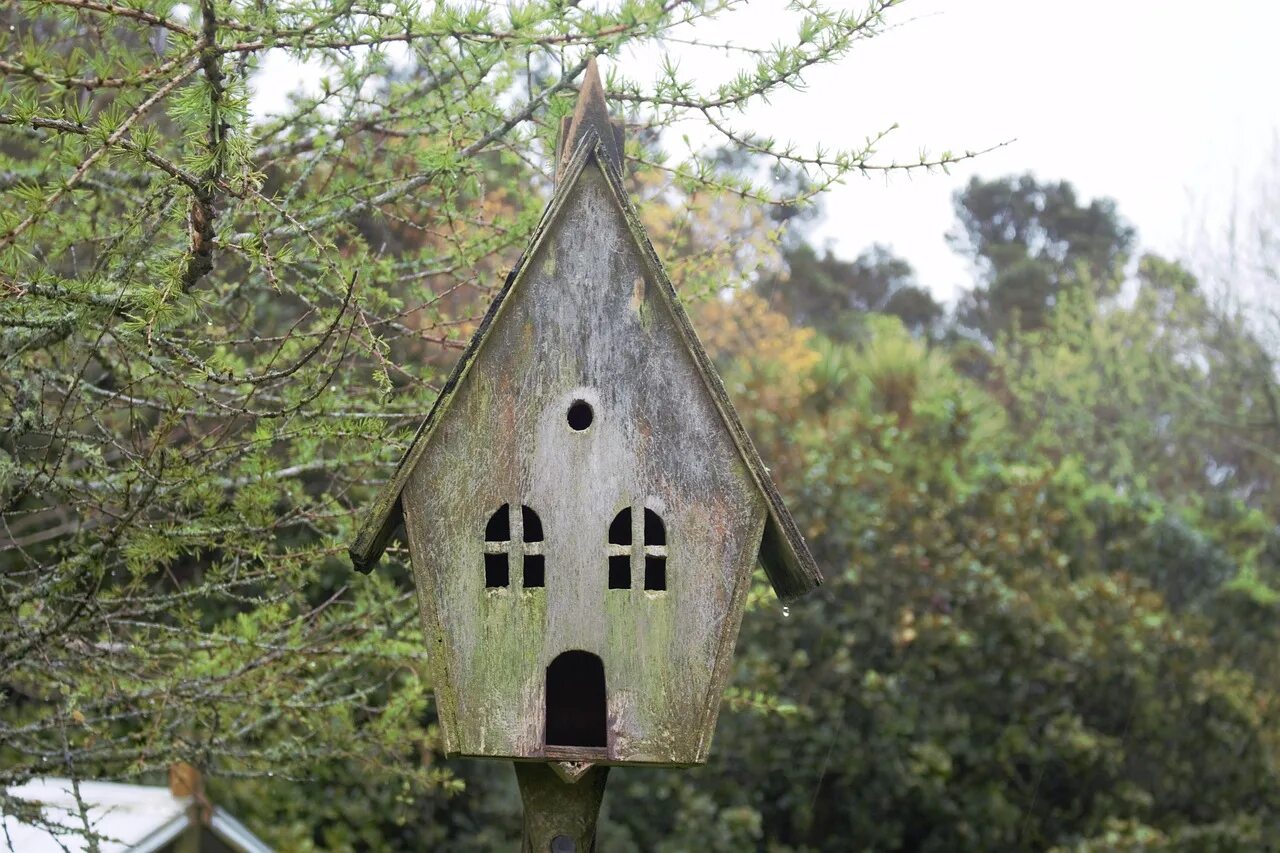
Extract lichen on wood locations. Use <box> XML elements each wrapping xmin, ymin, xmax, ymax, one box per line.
<box><xmin>350</xmin><ymin>67</ymin><xmax>820</xmax><ymax>771</ymax></box>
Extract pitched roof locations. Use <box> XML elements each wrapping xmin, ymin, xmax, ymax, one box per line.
<box><xmin>349</xmin><ymin>62</ymin><xmax>821</xmax><ymax>602</ymax></box>
<box><xmin>2</xmin><ymin>778</ymin><xmax>272</xmax><ymax>853</ymax></box>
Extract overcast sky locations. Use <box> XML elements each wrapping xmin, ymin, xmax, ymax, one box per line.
<box><xmin>635</xmin><ymin>0</ymin><xmax>1280</xmax><ymax>303</ymax></box>
<box><xmin>254</xmin><ymin>1</ymin><xmax>1280</xmax><ymax>304</ymax></box>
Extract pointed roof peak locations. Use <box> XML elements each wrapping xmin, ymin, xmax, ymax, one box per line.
<box><xmin>556</xmin><ymin>55</ymin><xmax>624</xmax><ymax>180</ymax></box>
<box><xmin>578</xmin><ymin>55</ymin><xmax>605</xmax><ymax>108</ymax></box>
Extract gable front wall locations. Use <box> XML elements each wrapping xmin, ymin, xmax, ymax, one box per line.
<box><xmin>399</xmin><ymin>161</ymin><xmax>767</xmax><ymax>765</ymax></box>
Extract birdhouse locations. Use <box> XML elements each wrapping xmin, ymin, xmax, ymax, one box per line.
<box><xmin>350</xmin><ymin>59</ymin><xmax>820</xmax><ymax>776</ymax></box>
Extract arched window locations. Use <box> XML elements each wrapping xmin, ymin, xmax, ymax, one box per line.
<box><xmin>606</xmin><ymin>505</ymin><xmax>668</xmax><ymax>591</ymax></box>
<box><xmin>607</xmin><ymin>508</ymin><xmax>630</xmax><ymax>589</ymax></box>
<box><xmin>484</xmin><ymin>504</ymin><xmax>510</xmax><ymax>587</ymax></box>
<box><xmin>484</xmin><ymin>504</ymin><xmax>545</xmax><ymax>589</ymax></box>
<box><xmin>643</xmin><ymin>508</ymin><xmax>667</xmax><ymax>591</ymax></box>
<box><xmin>522</xmin><ymin>505</ymin><xmax>545</xmax><ymax>588</ymax></box>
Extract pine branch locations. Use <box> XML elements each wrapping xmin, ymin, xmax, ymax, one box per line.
<box><xmin>0</xmin><ymin>58</ymin><xmax>203</xmax><ymax>251</ymax></box>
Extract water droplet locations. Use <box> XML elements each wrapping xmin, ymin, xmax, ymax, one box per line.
<box><xmin>782</xmin><ymin>606</ymin><xmax>790</xmax><ymax>618</ymax></box>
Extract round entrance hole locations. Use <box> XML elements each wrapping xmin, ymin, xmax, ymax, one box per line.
<box><xmin>567</xmin><ymin>400</ymin><xmax>593</xmax><ymax>431</ymax></box>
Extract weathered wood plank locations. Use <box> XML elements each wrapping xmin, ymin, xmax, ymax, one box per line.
<box><xmin>351</xmin><ymin>60</ymin><xmax>821</xmax><ymax>772</ymax></box>
<box><xmin>402</xmin><ymin>160</ymin><xmax>765</xmax><ymax>765</ymax></box>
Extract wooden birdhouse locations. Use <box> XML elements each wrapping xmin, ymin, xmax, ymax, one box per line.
<box><xmin>350</xmin><ymin>57</ymin><xmax>820</xmax><ymax>849</ymax></box>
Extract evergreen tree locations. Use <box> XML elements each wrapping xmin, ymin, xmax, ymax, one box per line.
<box><xmin>951</xmin><ymin>174</ymin><xmax>1135</xmax><ymax>337</ymax></box>
<box><xmin>757</xmin><ymin>242</ymin><xmax>942</xmax><ymax>341</ymax></box>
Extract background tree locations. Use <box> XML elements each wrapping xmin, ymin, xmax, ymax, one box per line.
<box><xmin>952</xmin><ymin>173</ymin><xmax>1135</xmax><ymax>337</ymax></box>
<box><xmin>757</xmin><ymin>242</ymin><xmax>942</xmax><ymax>341</ymax></box>
<box><xmin>587</xmin><ymin>292</ymin><xmax>1280</xmax><ymax>851</ymax></box>
<box><xmin>992</xmin><ymin>252</ymin><xmax>1280</xmax><ymax>519</ymax></box>
<box><xmin>573</xmin><ymin>174</ymin><xmax>1277</xmax><ymax>851</ymax></box>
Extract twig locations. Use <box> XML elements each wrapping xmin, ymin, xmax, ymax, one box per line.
<box><xmin>0</xmin><ymin>58</ymin><xmax>203</xmax><ymax>251</ymax></box>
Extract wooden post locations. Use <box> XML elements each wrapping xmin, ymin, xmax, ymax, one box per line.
<box><xmin>514</xmin><ymin>763</ymin><xmax>609</xmax><ymax>852</ymax></box>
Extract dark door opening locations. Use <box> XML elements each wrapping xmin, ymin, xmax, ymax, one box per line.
<box><xmin>545</xmin><ymin>650</ymin><xmax>607</xmax><ymax>748</ymax></box>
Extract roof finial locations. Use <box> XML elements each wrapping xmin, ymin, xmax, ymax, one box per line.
<box><xmin>556</xmin><ymin>56</ymin><xmax>624</xmax><ymax>181</ymax></box>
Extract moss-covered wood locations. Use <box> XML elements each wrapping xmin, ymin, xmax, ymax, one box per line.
<box><xmin>515</xmin><ymin>763</ymin><xmax>609</xmax><ymax>852</ymax></box>
<box><xmin>349</xmin><ymin>61</ymin><xmax>821</xmax><ymax>769</ymax></box>
<box><xmin>400</xmin><ymin>157</ymin><xmax>768</xmax><ymax>765</ymax></box>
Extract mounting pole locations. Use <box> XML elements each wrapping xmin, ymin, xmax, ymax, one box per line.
<box><xmin>514</xmin><ymin>763</ymin><xmax>609</xmax><ymax>852</ymax></box>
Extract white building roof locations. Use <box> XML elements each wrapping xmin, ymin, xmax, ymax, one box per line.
<box><xmin>2</xmin><ymin>778</ymin><xmax>272</xmax><ymax>853</ymax></box>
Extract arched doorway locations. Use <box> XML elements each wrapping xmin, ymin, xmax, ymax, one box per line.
<box><xmin>545</xmin><ymin>650</ymin><xmax>606</xmax><ymax>748</ymax></box>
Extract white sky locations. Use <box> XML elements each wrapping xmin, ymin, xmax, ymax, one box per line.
<box><xmin>635</xmin><ymin>0</ymin><xmax>1280</xmax><ymax>303</ymax></box>
<box><xmin>253</xmin><ymin>0</ymin><xmax>1280</xmax><ymax>304</ymax></box>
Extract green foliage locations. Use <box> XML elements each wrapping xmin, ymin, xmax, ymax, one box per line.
<box><xmin>582</xmin><ymin>314</ymin><xmax>1280</xmax><ymax>851</ymax></box>
<box><xmin>992</xmin><ymin>254</ymin><xmax>1280</xmax><ymax>521</ymax></box>
<box><xmin>952</xmin><ymin>174</ymin><xmax>1135</xmax><ymax>337</ymax></box>
<box><xmin>757</xmin><ymin>242</ymin><xmax>944</xmax><ymax>341</ymax></box>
